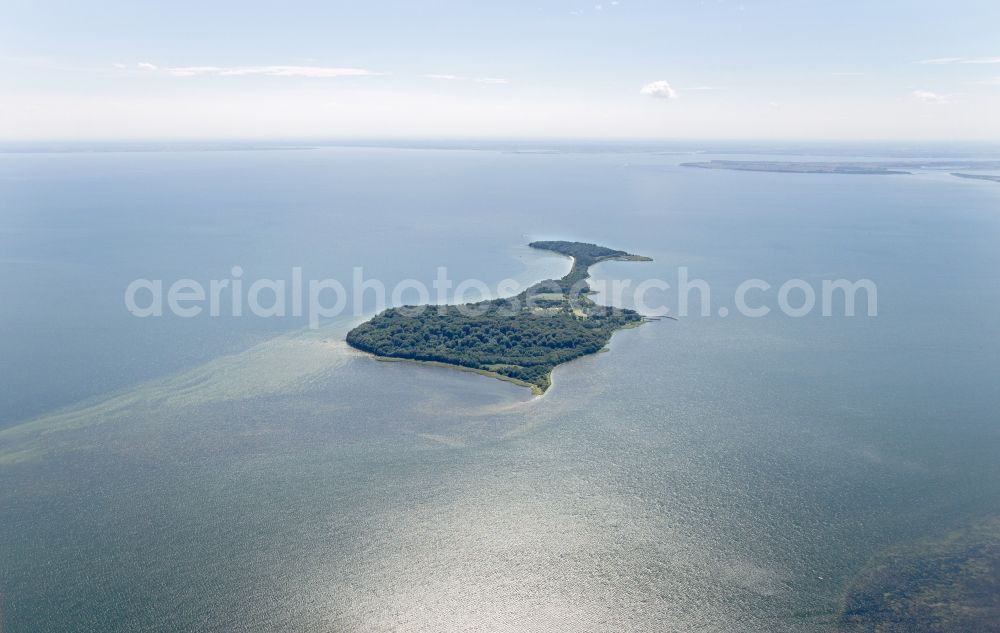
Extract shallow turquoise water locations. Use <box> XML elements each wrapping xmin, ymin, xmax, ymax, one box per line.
<box><xmin>1</xmin><ymin>145</ymin><xmax>999</xmax><ymax>631</ymax></box>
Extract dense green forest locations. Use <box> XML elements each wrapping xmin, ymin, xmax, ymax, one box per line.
<box><xmin>346</xmin><ymin>241</ymin><xmax>650</xmax><ymax>392</ymax></box>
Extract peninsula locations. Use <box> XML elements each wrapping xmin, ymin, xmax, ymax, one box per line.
<box><xmin>681</xmin><ymin>159</ymin><xmax>1000</xmax><ymax>176</ymax></box>
<box><xmin>346</xmin><ymin>241</ymin><xmax>652</xmax><ymax>394</ymax></box>
<box><xmin>951</xmin><ymin>172</ymin><xmax>1000</xmax><ymax>183</ymax></box>
<box><xmin>681</xmin><ymin>160</ymin><xmax>911</xmax><ymax>175</ymax></box>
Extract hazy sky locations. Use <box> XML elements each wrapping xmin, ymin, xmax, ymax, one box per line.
<box><xmin>3</xmin><ymin>0</ymin><xmax>1000</xmax><ymax>141</ymax></box>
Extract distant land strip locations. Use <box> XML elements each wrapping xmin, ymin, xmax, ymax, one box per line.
<box><xmin>682</xmin><ymin>159</ymin><xmax>1000</xmax><ymax>175</ymax></box>
<box><xmin>951</xmin><ymin>172</ymin><xmax>1000</xmax><ymax>183</ymax></box>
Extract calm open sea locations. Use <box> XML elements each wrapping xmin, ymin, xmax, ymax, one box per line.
<box><xmin>1</xmin><ymin>143</ymin><xmax>999</xmax><ymax>631</ymax></box>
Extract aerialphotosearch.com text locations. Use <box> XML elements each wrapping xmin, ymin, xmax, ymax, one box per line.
<box><xmin>124</xmin><ymin>266</ymin><xmax>878</xmax><ymax>328</ymax></box>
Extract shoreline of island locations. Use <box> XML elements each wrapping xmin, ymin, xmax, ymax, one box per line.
<box><xmin>363</xmin><ymin>310</ymin><xmax>650</xmax><ymax>397</ymax></box>
<box><xmin>369</xmin><ymin>354</ymin><xmax>546</xmax><ymax>395</ymax></box>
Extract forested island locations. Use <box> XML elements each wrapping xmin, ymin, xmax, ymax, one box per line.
<box><xmin>346</xmin><ymin>241</ymin><xmax>652</xmax><ymax>393</ymax></box>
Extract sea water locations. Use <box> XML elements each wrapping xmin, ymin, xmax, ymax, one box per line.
<box><xmin>1</xmin><ymin>144</ymin><xmax>998</xmax><ymax>631</ymax></box>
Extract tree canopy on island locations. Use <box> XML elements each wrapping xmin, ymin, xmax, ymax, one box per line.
<box><xmin>346</xmin><ymin>241</ymin><xmax>651</xmax><ymax>392</ymax></box>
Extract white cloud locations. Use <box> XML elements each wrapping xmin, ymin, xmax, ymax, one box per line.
<box><xmin>915</xmin><ymin>56</ymin><xmax>1000</xmax><ymax>65</ymax></box>
<box><xmin>914</xmin><ymin>57</ymin><xmax>964</xmax><ymax>65</ymax></box>
<box><xmin>978</xmin><ymin>77</ymin><xmax>1000</xmax><ymax>86</ymax></box>
<box><xmin>640</xmin><ymin>80</ymin><xmax>677</xmax><ymax>99</ymax></box>
<box><xmin>162</xmin><ymin>66</ymin><xmax>223</xmax><ymax>77</ymax></box>
<box><xmin>912</xmin><ymin>90</ymin><xmax>951</xmax><ymax>104</ymax></box>
<box><xmin>225</xmin><ymin>66</ymin><xmax>377</xmax><ymax>77</ymax></box>
<box><xmin>422</xmin><ymin>74</ymin><xmax>507</xmax><ymax>84</ymax></box>
<box><xmin>137</xmin><ymin>63</ymin><xmax>379</xmax><ymax>78</ymax></box>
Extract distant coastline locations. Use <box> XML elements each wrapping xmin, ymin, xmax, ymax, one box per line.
<box><xmin>683</xmin><ymin>159</ymin><xmax>1000</xmax><ymax>176</ymax></box>
<box><xmin>951</xmin><ymin>172</ymin><xmax>1000</xmax><ymax>183</ymax></box>
<box><xmin>682</xmin><ymin>160</ymin><xmax>911</xmax><ymax>175</ymax></box>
